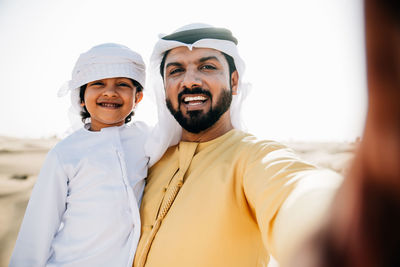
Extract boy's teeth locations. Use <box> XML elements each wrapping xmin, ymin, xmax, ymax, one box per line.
<box><xmin>101</xmin><ymin>103</ymin><xmax>119</xmax><ymax>107</ymax></box>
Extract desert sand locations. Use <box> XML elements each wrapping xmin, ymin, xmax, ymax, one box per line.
<box><xmin>0</xmin><ymin>136</ymin><xmax>355</xmax><ymax>266</ymax></box>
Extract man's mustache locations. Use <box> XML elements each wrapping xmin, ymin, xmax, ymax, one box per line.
<box><xmin>178</xmin><ymin>87</ymin><xmax>212</xmax><ymax>104</ymax></box>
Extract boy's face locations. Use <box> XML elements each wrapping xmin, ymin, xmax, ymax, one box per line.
<box><xmin>82</xmin><ymin>77</ymin><xmax>142</xmax><ymax>131</ymax></box>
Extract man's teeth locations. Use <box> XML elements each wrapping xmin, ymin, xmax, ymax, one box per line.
<box><xmin>184</xmin><ymin>96</ymin><xmax>207</xmax><ymax>102</ymax></box>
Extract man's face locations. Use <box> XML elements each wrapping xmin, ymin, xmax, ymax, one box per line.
<box><xmin>163</xmin><ymin>47</ymin><xmax>238</xmax><ymax>133</ymax></box>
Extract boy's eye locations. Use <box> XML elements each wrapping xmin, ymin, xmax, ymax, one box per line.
<box><xmin>89</xmin><ymin>81</ymin><xmax>104</xmax><ymax>86</ymax></box>
<box><xmin>118</xmin><ymin>82</ymin><xmax>131</xmax><ymax>87</ymax></box>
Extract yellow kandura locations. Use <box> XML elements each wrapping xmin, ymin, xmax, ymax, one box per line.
<box><xmin>134</xmin><ymin>130</ymin><xmax>342</xmax><ymax>267</ymax></box>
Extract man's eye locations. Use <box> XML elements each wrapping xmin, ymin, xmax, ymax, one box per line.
<box><xmin>201</xmin><ymin>65</ymin><xmax>216</xmax><ymax>70</ymax></box>
<box><xmin>169</xmin><ymin>68</ymin><xmax>184</xmax><ymax>75</ymax></box>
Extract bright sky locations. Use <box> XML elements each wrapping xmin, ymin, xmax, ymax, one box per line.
<box><xmin>0</xmin><ymin>0</ymin><xmax>367</xmax><ymax>142</ymax></box>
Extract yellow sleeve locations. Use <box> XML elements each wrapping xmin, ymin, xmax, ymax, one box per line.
<box><xmin>242</xmin><ymin>142</ymin><xmax>343</xmax><ymax>265</ymax></box>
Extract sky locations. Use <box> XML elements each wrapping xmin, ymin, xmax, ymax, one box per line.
<box><xmin>0</xmin><ymin>0</ymin><xmax>367</xmax><ymax>142</ymax></box>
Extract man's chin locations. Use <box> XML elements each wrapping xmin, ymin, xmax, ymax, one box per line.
<box><xmin>166</xmin><ymin>94</ymin><xmax>231</xmax><ymax>134</ymax></box>
<box><xmin>178</xmin><ymin>117</ymin><xmax>210</xmax><ymax>133</ymax></box>
<box><xmin>186</xmin><ymin>109</ymin><xmax>204</xmax><ymax>118</ymax></box>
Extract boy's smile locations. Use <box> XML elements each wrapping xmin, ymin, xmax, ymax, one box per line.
<box><xmin>82</xmin><ymin>77</ymin><xmax>142</xmax><ymax>131</ymax></box>
<box><xmin>97</xmin><ymin>99</ymin><xmax>123</xmax><ymax>108</ymax></box>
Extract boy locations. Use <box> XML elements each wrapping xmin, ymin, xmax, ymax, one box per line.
<box><xmin>10</xmin><ymin>43</ymin><xmax>149</xmax><ymax>267</ymax></box>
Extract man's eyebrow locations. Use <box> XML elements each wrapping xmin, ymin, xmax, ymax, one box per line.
<box><xmin>199</xmin><ymin>56</ymin><xmax>219</xmax><ymax>63</ymax></box>
<box><xmin>165</xmin><ymin>56</ymin><xmax>219</xmax><ymax>69</ymax></box>
<box><xmin>165</xmin><ymin>62</ymin><xmax>182</xmax><ymax>69</ymax></box>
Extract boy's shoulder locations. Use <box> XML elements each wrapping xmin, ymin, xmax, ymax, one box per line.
<box><xmin>52</xmin><ymin>127</ymin><xmax>88</xmax><ymax>152</ymax></box>
<box><xmin>124</xmin><ymin>121</ymin><xmax>152</xmax><ymax>137</ymax></box>
<box><xmin>52</xmin><ymin>122</ymin><xmax>152</xmax><ymax>153</ymax></box>
<box><xmin>127</xmin><ymin>120</ymin><xmax>151</xmax><ymax>131</ymax></box>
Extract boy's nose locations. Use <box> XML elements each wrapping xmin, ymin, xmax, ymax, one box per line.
<box><xmin>102</xmin><ymin>85</ymin><xmax>118</xmax><ymax>97</ymax></box>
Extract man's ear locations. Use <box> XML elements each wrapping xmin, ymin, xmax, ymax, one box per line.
<box><xmin>135</xmin><ymin>91</ymin><xmax>143</xmax><ymax>104</ymax></box>
<box><xmin>231</xmin><ymin>70</ymin><xmax>239</xmax><ymax>95</ymax></box>
<box><xmin>80</xmin><ymin>102</ymin><xmax>85</xmax><ymax>107</ymax></box>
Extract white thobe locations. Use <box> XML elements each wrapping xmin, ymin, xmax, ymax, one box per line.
<box><xmin>10</xmin><ymin>122</ymin><xmax>149</xmax><ymax>267</ymax></box>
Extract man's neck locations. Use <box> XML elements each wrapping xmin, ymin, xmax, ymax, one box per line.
<box><xmin>181</xmin><ymin>112</ymin><xmax>234</xmax><ymax>143</ymax></box>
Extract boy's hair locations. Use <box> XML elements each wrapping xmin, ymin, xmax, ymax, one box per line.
<box><xmin>79</xmin><ymin>78</ymin><xmax>143</xmax><ymax>123</ymax></box>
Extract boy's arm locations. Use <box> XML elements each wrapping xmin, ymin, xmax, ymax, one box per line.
<box><xmin>9</xmin><ymin>149</ymin><xmax>68</xmax><ymax>266</ymax></box>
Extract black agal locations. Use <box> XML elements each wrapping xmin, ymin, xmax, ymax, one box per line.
<box><xmin>162</xmin><ymin>27</ymin><xmax>238</xmax><ymax>45</ymax></box>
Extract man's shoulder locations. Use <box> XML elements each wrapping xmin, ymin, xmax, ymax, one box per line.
<box><xmin>230</xmin><ymin>130</ymin><xmax>291</xmax><ymax>154</ymax></box>
<box><xmin>149</xmin><ymin>145</ymin><xmax>178</xmax><ymax>171</ymax></box>
<box><xmin>227</xmin><ymin>130</ymin><xmax>313</xmax><ymax>173</ymax></box>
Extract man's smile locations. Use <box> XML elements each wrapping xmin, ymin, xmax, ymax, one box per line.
<box><xmin>183</xmin><ymin>95</ymin><xmax>208</xmax><ymax>104</ymax></box>
<box><xmin>180</xmin><ymin>94</ymin><xmax>210</xmax><ymax>111</ymax></box>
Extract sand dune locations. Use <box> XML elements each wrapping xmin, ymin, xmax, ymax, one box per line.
<box><xmin>0</xmin><ymin>136</ymin><xmax>355</xmax><ymax>266</ymax></box>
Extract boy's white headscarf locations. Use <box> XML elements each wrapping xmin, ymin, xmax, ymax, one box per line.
<box><xmin>58</xmin><ymin>43</ymin><xmax>146</xmax><ymax>132</ymax></box>
<box><xmin>145</xmin><ymin>23</ymin><xmax>251</xmax><ymax>166</ymax></box>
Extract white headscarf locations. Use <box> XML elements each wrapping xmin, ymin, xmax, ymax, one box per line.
<box><xmin>58</xmin><ymin>43</ymin><xmax>146</xmax><ymax>133</ymax></box>
<box><xmin>145</xmin><ymin>23</ymin><xmax>251</xmax><ymax>166</ymax></box>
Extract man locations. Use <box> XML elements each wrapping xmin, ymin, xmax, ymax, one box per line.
<box><xmin>135</xmin><ymin>23</ymin><xmax>342</xmax><ymax>267</ymax></box>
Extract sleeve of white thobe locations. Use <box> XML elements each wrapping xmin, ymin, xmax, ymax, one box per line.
<box><xmin>9</xmin><ymin>149</ymin><xmax>68</xmax><ymax>267</ymax></box>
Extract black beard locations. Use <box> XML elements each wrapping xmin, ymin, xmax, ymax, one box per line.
<box><xmin>166</xmin><ymin>87</ymin><xmax>232</xmax><ymax>134</ymax></box>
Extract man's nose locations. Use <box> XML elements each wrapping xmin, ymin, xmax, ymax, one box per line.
<box><xmin>181</xmin><ymin>69</ymin><xmax>202</xmax><ymax>89</ymax></box>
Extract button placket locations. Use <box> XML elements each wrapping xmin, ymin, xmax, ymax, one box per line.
<box><xmin>114</xmin><ymin>130</ymin><xmax>139</xmax><ymax>223</ymax></box>
<box><xmin>136</xmin><ymin>142</ymin><xmax>198</xmax><ymax>267</ymax></box>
